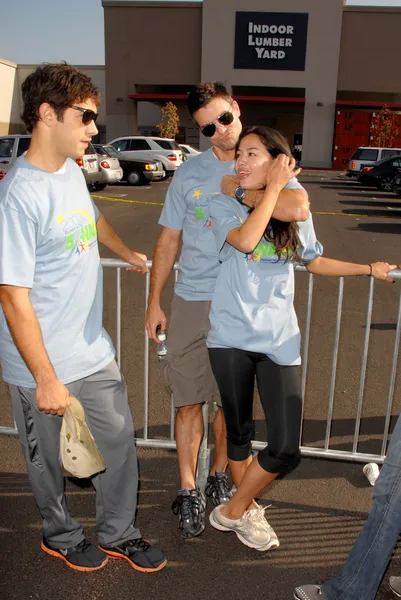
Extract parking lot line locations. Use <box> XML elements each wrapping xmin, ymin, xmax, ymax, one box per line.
<box><xmin>91</xmin><ymin>194</ymin><xmax>164</xmax><ymax>207</ymax></box>
<box><xmin>92</xmin><ymin>194</ymin><xmax>401</xmax><ymax>220</ymax></box>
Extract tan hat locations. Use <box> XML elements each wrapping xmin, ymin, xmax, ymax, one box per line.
<box><xmin>60</xmin><ymin>395</ymin><xmax>105</xmax><ymax>478</ymax></box>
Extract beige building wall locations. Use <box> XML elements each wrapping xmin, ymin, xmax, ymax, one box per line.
<box><xmin>6</xmin><ymin>65</ymin><xmax>106</xmax><ymax>135</ymax></box>
<box><xmin>338</xmin><ymin>7</ymin><xmax>401</xmax><ymax>95</ymax></box>
<box><xmin>201</xmin><ymin>0</ymin><xmax>344</xmax><ymax>166</ymax></box>
<box><xmin>103</xmin><ymin>1</ymin><xmax>202</xmax><ymax>141</ymax></box>
<box><xmin>0</xmin><ymin>59</ymin><xmax>17</xmax><ymax>135</ymax></box>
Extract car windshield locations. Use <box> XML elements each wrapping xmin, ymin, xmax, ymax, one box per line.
<box><xmin>105</xmin><ymin>146</ymin><xmax>121</xmax><ymax>159</ymax></box>
<box><xmin>0</xmin><ymin>138</ymin><xmax>14</xmax><ymax>158</ymax></box>
<box><xmin>94</xmin><ymin>145</ymin><xmax>108</xmax><ymax>156</ymax></box>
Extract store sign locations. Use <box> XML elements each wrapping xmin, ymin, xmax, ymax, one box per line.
<box><xmin>234</xmin><ymin>12</ymin><xmax>309</xmax><ymax>71</ymax></box>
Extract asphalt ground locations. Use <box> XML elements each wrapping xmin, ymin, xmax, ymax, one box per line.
<box><xmin>1</xmin><ymin>171</ymin><xmax>401</xmax><ymax>600</ymax></box>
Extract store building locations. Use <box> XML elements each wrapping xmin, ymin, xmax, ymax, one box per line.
<box><xmin>102</xmin><ymin>0</ymin><xmax>401</xmax><ymax>168</ymax></box>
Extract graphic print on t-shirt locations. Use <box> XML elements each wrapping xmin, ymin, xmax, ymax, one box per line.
<box><xmin>57</xmin><ymin>209</ymin><xmax>97</xmax><ymax>256</ymax></box>
<box><xmin>193</xmin><ymin>189</ymin><xmax>219</xmax><ymax>229</ymax></box>
<box><xmin>246</xmin><ymin>237</ymin><xmax>288</xmax><ymax>264</ymax></box>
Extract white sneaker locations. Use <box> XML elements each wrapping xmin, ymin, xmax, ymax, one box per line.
<box><xmin>247</xmin><ymin>506</ymin><xmax>280</xmax><ymax>550</ymax></box>
<box><xmin>209</xmin><ymin>504</ymin><xmax>277</xmax><ymax>550</ymax></box>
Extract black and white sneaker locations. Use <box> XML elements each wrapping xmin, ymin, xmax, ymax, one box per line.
<box><xmin>205</xmin><ymin>472</ymin><xmax>232</xmax><ymax>506</ymax></box>
<box><xmin>171</xmin><ymin>487</ymin><xmax>206</xmax><ymax>538</ymax></box>
<box><xmin>99</xmin><ymin>537</ymin><xmax>166</xmax><ymax>573</ymax></box>
<box><xmin>294</xmin><ymin>585</ymin><xmax>325</xmax><ymax>600</ymax></box>
<box><xmin>41</xmin><ymin>537</ymin><xmax>108</xmax><ymax>572</ymax></box>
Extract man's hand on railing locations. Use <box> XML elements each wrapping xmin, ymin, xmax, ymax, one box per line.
<box><xmin>125</xmin><ymin>251</ymin><xmax>148</xmax><ymax>274</ymax></box>
<box><xmin>146</xmin><ymin>302</ymin><xmax>167</xmax><ymax>343</ymax></box>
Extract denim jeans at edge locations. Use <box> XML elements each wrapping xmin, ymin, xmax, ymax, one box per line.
<box><xmin>321</xmin><ymin>411</ymin><xmax>401</xmax><ymax>600</ymax></box>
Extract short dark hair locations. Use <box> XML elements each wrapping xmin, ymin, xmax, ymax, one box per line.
<box><xmin>187</xmin><ymin>81</ymin><xmax>232</xmax><ymax>117</ymax></box>
<box><xmin>21</xmin><ymin>63</ymin><xmax>100</xmax><ymax>132</ymax></box>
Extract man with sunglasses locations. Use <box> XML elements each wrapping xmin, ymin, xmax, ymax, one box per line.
<box><xmin>146</xmin><ymin>81</ymin><xmax>309</xmax><ymax>539</ymax></box>
<box><xmin>0</xmin><ymin>63</ymin><xmax>166</xmax><ymax>573</ymax></box>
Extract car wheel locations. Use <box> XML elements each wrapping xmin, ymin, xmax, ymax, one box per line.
<box><xmin>93</xmin><ymin>183</ymin><xmax>107</xmax><ymax>191</ymax></box>
<box><xmin>127</xmin><ymin>169</ymin><xmax>143</xmax><ymax>186</ymax></box>
<box><xmin>380</xmin><ymin>176</ymin><xmax>394</xmax><ymax>191</ymax></box>
<box><xmin>161</xmin><ymin>170</ymin><xmax>172</xmax><ymax>181</ymax></box>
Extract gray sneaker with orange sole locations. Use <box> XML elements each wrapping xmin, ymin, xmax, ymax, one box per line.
<box><xmin>41</xmin><ymin>537</ymin><xmax>108</xmax><ymax>572</ymax></box>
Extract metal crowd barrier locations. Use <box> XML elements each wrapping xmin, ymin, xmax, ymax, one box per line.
<box><xmin>1</xmin><ymin>260</ymin><xmax>401</xmax><ymax>480</ymax></box>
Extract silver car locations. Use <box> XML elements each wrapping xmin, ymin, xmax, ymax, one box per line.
<box><xmin>92</xmin><ymin>144</ymin><xmax>123</xmax><ymax>190</ymax></box>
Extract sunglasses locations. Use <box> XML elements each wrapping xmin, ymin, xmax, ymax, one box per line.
<box><xmin>70</xmin><ymin>105</ymin><xmax>99</xmax><ymax>125</ymax></box>
<box><xmin>200</xmin><ymin>106</ymin><xmax>235</xmax><ymax>138</ymax></box>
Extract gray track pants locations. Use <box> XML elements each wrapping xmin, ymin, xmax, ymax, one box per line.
<box><xmin>9</xmin><ymin>360</ymin><xmax>141</xmax><ymax>549</ymax></box>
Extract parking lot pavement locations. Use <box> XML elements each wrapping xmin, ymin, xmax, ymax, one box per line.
<box><xmin>1</xmin><ymin>171</ymin><xmax>401</xmax><ymax>600</ymax></box>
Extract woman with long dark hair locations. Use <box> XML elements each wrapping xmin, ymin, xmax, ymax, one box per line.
<box><xmin>207</xmin><ymin>125</ymin><xmax>396</xmax><ymax>552</ymax></box>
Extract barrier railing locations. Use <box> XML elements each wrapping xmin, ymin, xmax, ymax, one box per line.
<box><xmin>1</xmin><ymin>260</ymin><xmax>401</xmax><ymax>481</ymax></box>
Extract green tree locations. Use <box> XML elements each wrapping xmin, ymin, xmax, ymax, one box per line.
<box><xmin>157</xmin><ymin>102</ymin><xmax>180</xmax><ymax>139</ymax></box>
<box><xmin>370</xmin><ymin>105</ymin><xmax>400</xmax><ymax>147</ymax></box>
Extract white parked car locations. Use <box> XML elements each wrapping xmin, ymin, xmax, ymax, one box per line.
<box><xmin>180</xmin><ymin>144</ymin><xmax>201</xmax><ymax>160</ymax></box>
<box><xmin>0</xmin><ymin>134</ymin><xmax>32</xmax><ymax>174</ymax></box>
<box><xmin>347</xmin><ymin>146</ymin><xmax>401</xmax><ymax>177</ymax></box>
<box><xmin>0</xmin><ymin>135</ymin><xmax>102</xmax><ymax>188</ymax></box>
<box><xmin>108</xmin><ymin>136</ymin><xmax>183</xmax><ymax>179</ymax></box>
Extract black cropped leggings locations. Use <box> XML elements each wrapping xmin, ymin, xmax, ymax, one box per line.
<box><xmin>208</xmin><ymin>348</ymin><xmax>302</xmax><ymax>476</ymax></box>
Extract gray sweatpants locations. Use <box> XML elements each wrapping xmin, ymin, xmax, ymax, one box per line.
<box><xmin>9</xmin><ymin>360</ymin><xmax>141</xmax><ymax>549</ymax></box>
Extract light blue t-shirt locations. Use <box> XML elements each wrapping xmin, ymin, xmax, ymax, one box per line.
<box><xmin>0</xmin><ymin>156</ymin><xmax>115</xmax><ymax>387</ymax></box>
<box><xmin>207</xmin><ymin>196</ymin><xmax>323</xmax><ymax>366</ymax></box>
<box><xmin>159</xmin><ymin>147</ymin><xmax>303</xmax><ymax>301</ymax></box>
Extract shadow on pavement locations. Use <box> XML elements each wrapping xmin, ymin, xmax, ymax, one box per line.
<box><xmin>2</xmin><ymin>451</ymin><xmax>401</xmax><ymax>600</ymax></box>
<box><xmin>348</xmin><ymin>222</ymin><xmax>401</xmax><ymax>235</ymax></box>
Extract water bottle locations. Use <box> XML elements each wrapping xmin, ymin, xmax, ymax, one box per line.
<box><xmin>156</xmin><ymin>325</ymin><xmax>167</xmax><ymax>360</ymax></box>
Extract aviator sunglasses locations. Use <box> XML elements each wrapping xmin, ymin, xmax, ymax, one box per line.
<box><xmin>200</xmin><ymin>105</ymin><xmax>235</xmax><ymax>138</ymax></box>
<box><xmin>70</xmin><ymin>105</ymin><xmax>99</xmax><ymax>125</ymax></box>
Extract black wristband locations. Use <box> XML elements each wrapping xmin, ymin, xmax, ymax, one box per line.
<box><xmin>368</xmin><ymin>264</ymin><xmax>373</xmax><ymax>277</ymax></box>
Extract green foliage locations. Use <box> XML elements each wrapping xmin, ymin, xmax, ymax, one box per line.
<box><xmin>157</xmin><ymin>102</ymin><xmax>180</xmax><ymax>139</ymax></box>
<box><xmin>371</xmin><ymin>105</ymin><xmax>400</xmax><ymax>147</ymax></box>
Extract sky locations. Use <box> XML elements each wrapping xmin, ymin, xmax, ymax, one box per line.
<box><xmin>1</xmin><ymin>0</ymin><xmax>401</xmax><ymax>66</ymax></box>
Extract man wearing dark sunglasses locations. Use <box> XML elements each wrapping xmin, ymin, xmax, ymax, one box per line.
<box><xmin>146</xmin><ymin>81</ymin><xmax>310</xmax><ymax>540</ymax></box>
<box><xmin>0</xmin><ymin>63</ymin><xmax>166</xmax><ymax>574</ymax></box>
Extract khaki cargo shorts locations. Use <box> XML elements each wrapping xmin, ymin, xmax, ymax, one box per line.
<box><xmin>164</xmin><ymin>294</ymin><xmax>221</xmax><ymax>408</ymax></box>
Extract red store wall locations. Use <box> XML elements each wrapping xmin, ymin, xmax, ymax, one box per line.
<box><xmin>332</xmin><ymin>109</ymin><xmax>401</xmax><ymax>170</ymax></box>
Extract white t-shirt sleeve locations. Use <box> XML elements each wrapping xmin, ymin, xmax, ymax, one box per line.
<box><xmin>209</xmin><ymin>195</ymin><xmax>243</xmax><ymax>262</ymax></box>
<box><xmin>0</xmin><ymin>205</ymin><xmax>36</xmax><ymax>288</ymax></box>
<box><xmin>91</xmin><ymin>197</ymin><xmax>100</xmax><ymax>221</ymax></box>
<box><xmin>158</xmin><ymin>169</ymin><xmax>186</xmax><ymax>231</ymax></box>
<box><xmin>297</xmin><ymin>212</ymin><xmax>323</xmax><ymax>263</ymax></box>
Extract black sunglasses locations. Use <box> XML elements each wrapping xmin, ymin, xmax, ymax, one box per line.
<box><xmin>70</xmin><ymin>105</ymin><xmax>99</xmax><ymax>125</ymax></box>
<box><xmin>200</xmin><ymin>107</ymin><xmax>235</xmax><ymax>138</ymax></box>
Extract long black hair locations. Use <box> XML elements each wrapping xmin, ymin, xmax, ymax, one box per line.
<box><xmin>237</xmin><ymin>125</ymin><xmax>302</xmax><ymax>262</ymax></box>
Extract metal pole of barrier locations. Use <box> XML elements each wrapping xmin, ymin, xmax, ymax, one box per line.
<box><xmin>352</xmin><ymin>276</ymin><xmax>375</xmax><ymax>454</ymax></box>
<box><xmin>0</xmin><ymin>423</ymin><xmax>18</xmax><ymax>436</ymax></box>
<box><xmin>251</xmin><ymin>439</ymin><xmax>385</xmax><ymax>465</ymax></box>
<box><xmin>196</xmin><ymin>403</ymin><xmax>210</xmax><ymax>491</ymax></box>
<box><xmin>324</xmin><ymin>277</ymin><xmax>344</xmax><ymax>450</ymax></box>
<box><xmin>381</xmin><ymin>286</ymin><xmax>401</xmax><ymax>457</ymax></box>
<box><xmin>169</xmin><ymin>267</ymin><xmax>180</xmax><ymax>442</ymax></box>
<box><xmin>116</xmin><ymin>268</ymin><xmax>121</xmax><ymax>367</ymax></box>
<box><xmin>299</xmin><ymin>270</ymin><xmax>314</xmax><ymax>440</ymax></box>
<box><xmin>143</xmin><ymin>266</ymin><xmax>151</xmax><ymax>441</ymax></box>
<box><xmin>170</xmin><ymin>397</ymin><xmax>175</xmax><ymax>442</ymax></box>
